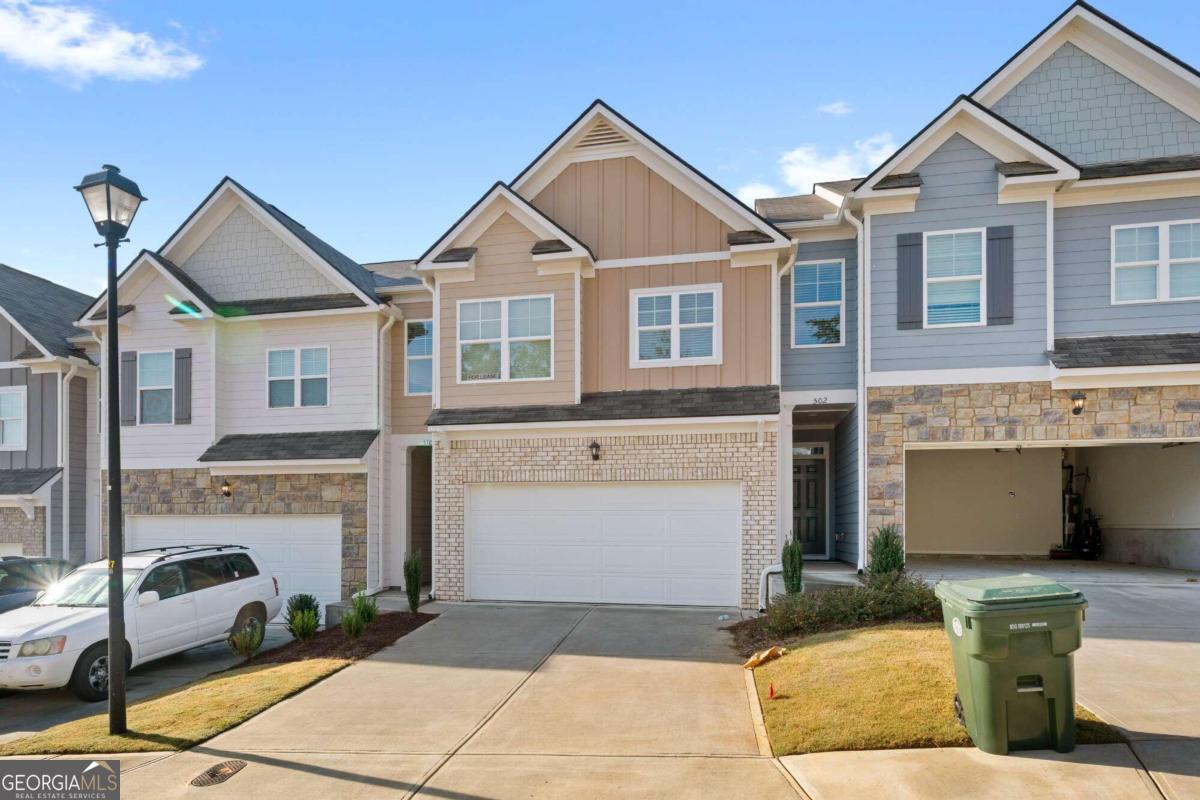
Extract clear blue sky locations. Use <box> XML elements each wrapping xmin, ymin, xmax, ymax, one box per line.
<box><xmin>0</xmin><ymin>0</ymin><xmax>1195</xmax><ymax>295</ymax></box>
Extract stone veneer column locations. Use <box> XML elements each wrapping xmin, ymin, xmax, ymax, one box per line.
<box><xmin>433</xmin><ymin>430</ymin><xmax>778</xmax><ymax>608</ymax></box>
<box><xmin>0</xmin><ymin>507</ymin><xmax>47</xmax><ymax>556</ymax></box>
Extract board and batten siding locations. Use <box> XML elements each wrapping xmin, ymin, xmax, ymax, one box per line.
<box><xmin>1055</xmin><ymin>196</ymin><xmax>1200</xmax><ymax>337</ymax></box>
<box><xmin>870</xmin><ymin>134</ymin><xmax>1048</xmax><ymax>372</ymax></box>
<box><xmin>390</xmin><ymin>298</ymin><xmax>433</xmax><ymax>434</ymax></box>
<box><xmin>0</xmin><ymin>317</ymin><xmax>57</xmax><ymax>470</ymax></box>
<box><xmin>438</xmin><ymin>214</ymin><xmax>576</xmax><ymax>408</ymax></box>
<box><xmin>217</xmin><ymin>312</ymin><xmax>379</xmax><ymax>435</ymax></box>
<box><xmin>834</xmin><ymin>408</ymin><xmax>859</xmax><ymax>564</ymax></box>
<box><xmin>781</xmin><ymin>238</ymin><xmax>858</xmax><ymax>391</ymax></box>
<box><xmin>67</xmin><ymin>376</ymin><xmax>87</xmax><ymax>563</ymax></box>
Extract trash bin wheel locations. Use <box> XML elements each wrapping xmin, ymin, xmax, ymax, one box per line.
<box><xmin>953</xmin><ymin>693</ymin><xmax>966</xmax><ymax>728</ymax></box>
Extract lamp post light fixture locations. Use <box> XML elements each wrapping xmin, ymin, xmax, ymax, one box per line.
<box><xmin>220</xmin><ymin>479</ymin><xmax>233</xmax><ymax>498</ymax></box>
<box><xmin>589</xmin><ymin>440</ymin><xmax>601</xmax><ymax>461</ymax></box>
<box><xmin>1070</xmin><ymin>392</ymin><xmax>1087</xmax><ymax>416</ymax></box>
<box><xmin>75</xmin><ymin>165</ymin><xmax>146</xmax><ymax>736</ymax></box>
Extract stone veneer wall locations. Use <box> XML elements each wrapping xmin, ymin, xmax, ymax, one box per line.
<box><xmin>866</xmin><ymin>382</ymin><xmax>1200</xmax><ymax>538</ymax></box>
<box><xmin>433</xmin><ymin>431</ymin><xmax>778</xmax><ymax>608</ymax></box>
<box><xmin>102</xmin><ymin>469</ymin><xmax>368</xmax><ymax>599</ymax></box>
<box><xmin>0</xmin><ymin>507</ymin><xmax>46</xmax><ymax>556</ymax></box>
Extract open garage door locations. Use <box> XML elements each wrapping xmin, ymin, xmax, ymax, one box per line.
<box><xmin>466</xmin><ymin>482</ymin><xmax>742</xmax><ymax>606</ymax></box>
<box><xmin>126</xmin><ymin>514</ymin><xmax>342</xmax><ymax>618</ymax></box>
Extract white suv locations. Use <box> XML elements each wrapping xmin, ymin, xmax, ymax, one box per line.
<box><xmin>0</xmin><ymin>545</ymin><xmax>282</xmax><ymax>701</ymax></box>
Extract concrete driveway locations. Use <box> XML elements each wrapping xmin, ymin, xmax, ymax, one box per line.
<box><xmin>0</xmin><ymin>625</ymin><xmax>291</xmax><ymax>746</ymax></box>
<box><xmin>119</xmin><ymin>604</ymin><xmax>803</xmax><ymax>799</ymax></box>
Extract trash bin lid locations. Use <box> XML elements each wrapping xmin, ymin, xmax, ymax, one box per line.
<box><xmin>936</xmin><ymin>573</ymin><xmax>1083</xmax><ymax>605</ymax></box>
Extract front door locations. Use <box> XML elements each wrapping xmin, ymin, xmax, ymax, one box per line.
<box><xmin>793</xmin><ymin>458</ymin><xmax>826</xmax><ymax>557</ymax></box>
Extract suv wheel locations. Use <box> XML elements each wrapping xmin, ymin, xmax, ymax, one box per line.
<box><xmin>69</xmin><ymin>642</ymin><xmax>127</xmax><ymax>703</ymax></box>
<box><xmin>230</xmin><ymin>605</ymin><xmax>267</xmax><ymax>643</ymax></box>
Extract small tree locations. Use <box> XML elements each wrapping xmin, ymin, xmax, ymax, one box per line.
<box><xmin>289</xmin><ymin>608</ymin><xmax>319</xmax><ymax>641</ymax></box>
<box><xmin>404</xmin><ymin>550</ymin><xmax>423</xmax><ymax>613</ymax></box>
<box><xmin>782</xmin><ymin>540</ymin><xmax>804</xmax><ymax>594</ymax></box>
<box><xmin>351</xmin><ymin>591</ymin><xmax>378</xmax><ymax>625</ymax></box>
<box><xmin>285</xmin><ymin>593</ymin><xmax>320</xmax><ymax>637</ymax></box>
<box><xmin>868</xmin><ymin>524</ymin><xmax>905</xmax><ymax>575</ymax></box>
<box><xmin>340</xmin><ymin>609</ymin><xmax>366</xmax><ymax>639</ymax></box>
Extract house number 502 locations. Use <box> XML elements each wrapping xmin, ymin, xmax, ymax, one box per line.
<box><xmin>812</xmin><ymin>396</ymin><xmax>829</xmax><ymax>405</ymax></box>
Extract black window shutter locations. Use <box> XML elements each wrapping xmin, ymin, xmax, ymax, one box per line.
<box><xmin>987</xmin><ymin>226</ymin><xmax>1014</xmax><ymax>326</ymax></box>
<box><xmin>896</xmin><ymin>232</ymin><xmax>924</xmax><ymax>329</ymax></box>
<box><xmin>119</xmin><ymin>352</ymin><xmax>137</xmax><ymax>426</ymax></box>
<box><xmin>174</xmin><ymin>348</ymin><xmax>192</xmax><ymax>424</ymax></box>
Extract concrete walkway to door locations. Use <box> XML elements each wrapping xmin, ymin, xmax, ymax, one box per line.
<box><xmin>118</xmin><ymin>604</ymin><xmax>805</xmax><ymax>799</ymax></box>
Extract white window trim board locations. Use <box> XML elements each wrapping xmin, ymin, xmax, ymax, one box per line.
<box><xmin>455</xmin><ymin>294</ymin><xmax>556</xmax><ymax>384</ymax></box>
<box><xmin>264</xmin><ymin>345</ymin><xmax>331</xmax><ymax>410</ymax></box>
<box><xmin>922</xmin><ymin>227</ymin><xmax>988</xmax><ymax>329</ymax></box>
<box><xmin>627</xmin><ymin>283</ymin><xmax>724</xmax><ymax>369</ymax></box>
<box><xmin>136</xmin><ymin>350</ymin><xmax>175</xmax><ymax>426</ymax></box>
<box><xmin>1110</xmin><ymin>219</ymin><xmax>1200</xmax><ymax>305</ymax></box>
<box><xmin>791</xmin><ymin>259</ymin><xmax>846</xmax><ymax>349</ymax></box>
<box><xmin>405</xmin><ymin>319</ymin><xmax>434</xmax><ymax>397</ymax></box>
<box><xmin>0</xmin><ymin>385</ymin><xmax>27</xmax><ymax>451</ymax></box>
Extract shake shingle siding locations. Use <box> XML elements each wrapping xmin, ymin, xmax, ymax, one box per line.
<box><xmin>780</xmin><ymin>238</ymin><xmax>857</xmax><ymax>391</ymax></box>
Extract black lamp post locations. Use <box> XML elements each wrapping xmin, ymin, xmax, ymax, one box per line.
<box><xmin>74</xmin><ymin>165</ymin><xmax>146</xmax><ymax>735</ymax></box>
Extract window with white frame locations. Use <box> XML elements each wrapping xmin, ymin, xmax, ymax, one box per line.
<box><xmin>137</xmin><ymin>352</ymin><xmax>174</xmax><ymax>425</ymax></box>
<box><xmin>792</xmin><ymin>261</ymin><xmax>844</xmax><ymax>347</ymax></box>
<box><xmin>267</xmin><ymin>347</ymin><xmax>329</xmax><ymax>408</ymax></box>
<box><xmin>629</xmin><ymin>284</ymin><xmax>721</xmax><ymax>367</ymax></box>
<box><xmin>405</xmin><ymin>320</ymin><xmax>433</xmax><ymax>395</ymax></box>
<box><xmin>1112</xmin><ymin>220</ymin><xmax>1200</xmax><ymax>303</ymax></box>
<box><xmin>458</xmin><ymin>296</ymin><xmax>552</xmax><ymax>382</ymax></box>
<box><xmin>0</xmin><ymin>386</ymin><xmax>26</xmax><ymax>449</ymax></box>
<box><xmin>925</xmin><ymin>229</ymin><xmax>985</xmax><ymax>327</ymax></box>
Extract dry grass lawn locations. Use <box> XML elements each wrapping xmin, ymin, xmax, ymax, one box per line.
<box><xmin>753</xmin><ymin>622</ymin><xmax>1122</xmax><ymax>756</ymax></box>
<box><xmin>0</xmin><ymin>658</ymin><xmax>347</xmax><ymax>756</ymax></box>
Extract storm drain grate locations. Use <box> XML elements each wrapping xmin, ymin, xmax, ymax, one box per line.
<box><xmin>190</xmin><ymin>759</ymin><xmax>247</xmax><ymax>787</ymax></box>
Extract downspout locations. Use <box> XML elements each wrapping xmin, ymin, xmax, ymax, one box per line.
<box><xmin>62</xmin><ymin>365</ymin><xmax>79</xmax><ymax>561</ymax></box>
<box><xmin>372</xmin><ymin>311</ymin><xmax>399</xmax><ymax>595</ymax></box>
<box><xmin>842</xmin><ymin>206</ymin><xmax>868</xmax><ymax>574</ymax></box>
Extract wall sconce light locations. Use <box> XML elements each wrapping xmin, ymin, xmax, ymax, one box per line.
<box><xmin>220</xmin><ymin>479</ymin><xmax>233</xmax><ymax>498</ymax></box>
<box><xmin>589</xmin><ymin>441</ymin><xmax>601</xmax><ymax>461</ymax></box>
<box><xmin>1070</xmin><ymin>392</ymin><xmax>1087</xmax><ymax>416</ymax></box>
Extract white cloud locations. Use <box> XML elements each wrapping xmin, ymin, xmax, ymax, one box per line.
<box><xmin>735</xmin><ymin>182</ymin><xmax>779</xmax><ymax>206</ymax></box>
<box><xmin>0</xmin><ymin>1</ymin><xmax>202</xmax><ymax>86</ymax></box>
<box><xmin>777</xmin><ymin>133</ymin><xmax>896</xmax><ymax>194</ymax></box>
<box><xmin>817</xmin><ymin>100</ymin><xmax>853</xmax><ymax>116</ymax></box>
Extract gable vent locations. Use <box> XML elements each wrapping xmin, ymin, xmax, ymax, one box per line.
<box><xmin>574</xmin><ymin>119</ymin><xmax>631</xmax><ymax>150</ymax></box>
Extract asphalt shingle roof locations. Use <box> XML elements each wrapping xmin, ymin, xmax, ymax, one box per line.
<box><xmin>1079</xmin><ymin>154</ymin><xmax>1200</xmax><ymax>180</ymax></box>
<box><xmin>88</xmin><ymin>304</ymin><xmax>134</xmax><ymax>321</ymax></box>
<box><xmin>198</xmin><ymin>430</ymin><xmax>380</xmax><ymax>462</ymax></box>
<box><xmin>1048</xmin><ymin>333</ymin><xmax>1200</xmax><ymax>369</ymax></box>
<box><xmin>727</xmin><ymin>230</ymin><xmax>776</xmax><ymax>246</ymax></box>
<box><xmin>754</xmin><ymin>195</ymin><xmax>839</xmax><ymax>224</ymax></box>
<box><xmin>814</xmin><ymin>178</ymin><xmax>864</xmax><ymax>195</ymax></box>
<box><xmin>0</xmin><ymin>264</ymin><xmax>93</xmax><ymax>359</ymax></box>
<box><xmin>997</xmin><ymin>161</ymin><xmax>1058</xmax><ymax>177</ymax></box>
<box><xmin>433</xmin><ymin>247</ymin><xmax>477</xmax><ymax>264</ymax></box>
<box><xmin>531</xmin><ymin>239</ymin><xmax>572</xmax><ymax>255</ymax></box>
<box><xmin>427</xmin><ymin>385</ymin><xmax>779</xmax><ymax>426</ymax></box>
<box><xmin>168</xmin><ymin>293</ymin><xmax>365</xmax><ymax>317</ymax></box>
<box><xmin>874</xmin><ymin>172</ymin><xmax>923</xmax><ymax>190</ymax></box>
<box><xmin>0</xmin><ymin>468</ymin><xmax>61</xmax><ymax>495</ymax></box>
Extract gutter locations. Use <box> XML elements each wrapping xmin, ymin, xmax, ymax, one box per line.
<box><xmin>841</xmin><ymin>207</ymin><xmax>868</xmax><ymax>573</ymax></box>
<box><xmin>372</xmin><ymin>312</ymin><xmax>399</xmax><ymax>595</ymax></box>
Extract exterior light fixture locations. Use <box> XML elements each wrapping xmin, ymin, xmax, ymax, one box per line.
<box><xmin>220</xmin><ymin>479</ymin><xmax>233</xmax><ymax>498</ymax></box>
<box><xmin>1070</xmin><ymin>392</ymin><xmax>1087</xmax><ymax>416</ymax></box>
<box><xmin>74</xmin><ymin>164</ymin><xmax>147</xmax><ymax>239</ymax></box>
<box><xmin>589</xmin><ymin>441</ymin><xmax>601</xmax><ymax>461</ymax></box>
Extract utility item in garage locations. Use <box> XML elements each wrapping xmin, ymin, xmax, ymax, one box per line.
<box><xmin>935</xmin><ymin>574</ymin><xmax>1087</xmax><ymax>755</ymax></box>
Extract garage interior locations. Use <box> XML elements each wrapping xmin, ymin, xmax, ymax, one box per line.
<box><xmin>905</xmin><ymin>442</ymin><xmax>1200</xmax><ymax>571</ymax></box>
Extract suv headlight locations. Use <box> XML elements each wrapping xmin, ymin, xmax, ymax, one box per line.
<box><xmin>17</xmin><ymin>636</ymin><xmax>67</xmax><ymax>658</ymax></box>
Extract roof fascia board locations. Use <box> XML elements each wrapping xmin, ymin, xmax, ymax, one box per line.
<box><xmin>429</xmin><ymin>413</ymin><xmax>777</xmax><ymax>434</ymax></box>
<box><xmin>78</xmin><ymin>251</ymin><xmax>215</xmax><ymax>323</ymax></box>
<box><xmin>1055</xmin><ymin>174</ymin><xmax>1200</xmax><ymax>207</ymax></box>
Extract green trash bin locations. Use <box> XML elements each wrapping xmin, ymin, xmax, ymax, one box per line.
<box><xmin>934</xmin><ymin>574</ymin><xmax>1087</xmax><ymax>755</ymax></box>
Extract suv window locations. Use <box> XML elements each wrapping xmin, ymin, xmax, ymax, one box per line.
<box><xmin>185</xmin><ymin>556</ymin><xmax>230</xmax><ymax>591</ymax></box>
<box><xmin>141</xmin><ymin>563</ymin><xmax>188</xmax><ymax>600</ymax></box>
<box><xmin>0</xmin><ymin>563</ymin><xmax>38</xmax><ymax>594</ymax></box>
<box><xmin>226</xmin><ymin>553</ymin><xmax>259</xmax><ymax>580</ymax></box>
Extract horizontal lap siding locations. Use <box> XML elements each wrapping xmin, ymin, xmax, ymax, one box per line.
<box><xmin>1055</xmin><ymin>196</ymin><xmax>1200</xmax><ymax>337</ymax></box>
<box><xmin>438</xmin><ymin>215</ymin><xmax>575</xmax><ymax>408</ymax></box>
<box><xmin>781</xmin><ymin>238</ymin><xmax>858</xmax><ymax>391</ymax></box>
<box><xmin>390</xmin><ymin>299</ymin><xmax>434</xmax><ymax>433</ymax></box>
<box><xmin>834</xmin><ymin>408</ymin><xmax>859</xmax><ymax>564</ymax></box>
<box><xmin>870</xmin><ymin>134</ymin><xmax>1048</xmax><ymax>372</ymax></box>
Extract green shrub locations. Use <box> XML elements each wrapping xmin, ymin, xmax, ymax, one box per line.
<box><xmin>340</xmin><ymin>609</ymin><xmax>366</xmax><ymax>639</ymax></box>
<box><xmin>782</xmin><ymin>540</ymin><xmax>804</xmax><ymax>595</ymax></box>
<box><xmin>228</xmin><ymin>618</ymin><xmax>265</xmax><ymax>657</ymax></box>
<box><xmin>762</xmin><ymin>572</ymin><xmax>941</xmax><ymax>641</ymax></box>
<box><xmin>868</xmin><ymin>524</ymin><xmax>906</xmax><ymax>575</ymax></box>
<box><xmin>351</xmin><ymin>592</ymin><xmax>378</xmax><ymax>625</ymax></box>
<box><xmin>289</xmin><ymin>608</ymin><xmax>319</xmax><ymax>641</ymax></box>
<box><xmin>403</xmin><ymin>550</ymin><xmax>423</xmax><ymax>613</ymax></box>
<box><xmin>285</xmin><ymin>594</ymin><xmax>320</xmax><ymax>637</ymax></box>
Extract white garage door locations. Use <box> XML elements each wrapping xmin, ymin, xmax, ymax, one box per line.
<box><xmin>126</xmin><ymin>515</ymin><xmax>342</xmax><ymax>617</ymax></box>
<box><xmin>466</xmin><ymin>482</ymin><xmax>741</xmax><ymax>607</ymax></box>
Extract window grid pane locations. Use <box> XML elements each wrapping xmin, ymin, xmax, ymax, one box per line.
<box><xmin>406</xmin><ymin>321</ymin><xmax>433</xmax><ymax>357</ymax></box>
<box><xmin>300</xmin><ymin>348</ymin><xmax>327</xmax><ymax>377</ymax></box>
<box><xmin>927</xmin><ymin>232</ymin><xmax>983</xmax><ymax>278</ymax></box>
<box><xmin>927</xmin><ymin>280</ymin><xmax>982</xmax><ymax>325</ymax></box>
<box><xmin>794</xmin><ymin>306</ymin><xmax>842</xmax><ymax>346</ymax></box>
<box><xmin>678</xmin><ymin>326</ymin><xmax>713</xmax><ymax>358</ymax></box>
<box><xmin>1115</xmin><ymin>265</ymin><xmax>1158</xmax><ymax>302</ymax></box>
<box><xmin>138</xmin><ymin>352</ymin><xmax>173</xmax><ymax>387</ymax></box>
<box><xmin>268</xmin><ymin>379</ymin><xmax>295</xmax><ymax>408</ymax></box>
<box><xmin>461</xmin><ymin>342</ymin><xmax>501</xmax><ymax>381</ymax></box>
<box><xmin>1169</xmin><ymin>223</ymin><xmax>1200</xmax><ymax>261</ymax></box>
<box><xmin>267</xmin><ymin>350</ymin><xmax>294</xmax><ymax>378</ymax></box>
<box><xmin>0</xmin><ymin>392</ymin><xmax>21</xmax><ymax>419</ymax></box>
<box><xmin>637</xmin><ymin>295</ymin><xmax>672</xmax><ymax>327</ymax></box>
<box><xmin>1115</xmin><ymin>226</ymin><xmax>1159</xmax><ymax>264</ymax></box>
<box><xmin>407</xmin><ymin>359</ymin><xmax>433</xmax><ymax>395</ymax></box>
<box><xmin>300</xmin><ymin>377</ymin><xmax>328</xmax><ymax>406</ymax></box>
<box><xmin>794</xmin><ymin>263</ymin><xmax>842</xmax><ymax>305</ymax></box>
<box><xmin>509</xmin><ymin>340</ymin><xmax>551</xmax><ymax>379</ymax></box>
<box><xmin>678</xmin><ymin>292</ymin><xmax>714</xmax><ymax>325</ymax></box>
<box><xmin>1170</xmin><ymin>262</ymin><xmax>1200</xmax><ymax>299</ymax></box>
<box><xmin>638</xmin><ymin>329</ymin><xmax>671</xmax><ymax>360</ymax></box>
<box><xmin>140</xmin><ymin>388</ymin><xmax>173</xmax><ymax>423</ymax></box>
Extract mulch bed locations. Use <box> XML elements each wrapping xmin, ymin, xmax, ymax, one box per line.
<box><xmin>246</xmin><ymin>611</ymin><xmax>437</xmax><ymax>665</ymax></box>
<box><xmin>725</xmin><ymin>612</ymin><xmax>942</xmax><ymax>657</ymax></box>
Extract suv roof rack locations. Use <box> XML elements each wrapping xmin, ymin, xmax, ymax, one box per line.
<box><xmin>124</xmin><ymin>544</ymin><xmax>251</xmax><ymax>563</ymax></box>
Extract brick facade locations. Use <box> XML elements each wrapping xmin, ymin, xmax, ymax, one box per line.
<box><xmin>0</xmin><ymin>507</ymin><xmax>46</xmax><ymax>556</ymax></box>
<box><xmin>866</xmin><ymin>382</ymin><xmax>1200</xmax><ymax>537</ymax></box>
<box><xmin>433</xmin><ymin>430</ymin><xmax>778</xmax><ymax>608</ymax></box>
<box><xmin>102</xmin><ymin>469</ymin><xmax>368</xmax><ymax>599</ymax></box>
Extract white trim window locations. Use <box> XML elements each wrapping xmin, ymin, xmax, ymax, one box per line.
<box><xmin>1112</xmin><ymin>220</ymin><xmax>1200</xmax><ymax>303</ymax></box>
<box><xmin>267</xmin><ymin>346</ymin><xmax>330</xmax><ymax>408</ymax></box>
<box><xmin>0</xmin><ymin>385</ymin><xmax>26</xmax><ymax>450</ymax></box>
<box><xmin>924</xmin><ymin>229</ymin><xmax>986</xmax><ymax>327</ymax></box>
<box><xmin>792</xmin><ymin>260</ymin><xmax>844</xmax><ymax>347</ymax></box>
<box><xmin>629</xmin><ymin>284</ymin><xmax>722</xmax><ymax>367</ymax></box>
<box><xmin>405</xmin><ymin>320</ymin><xmax>434</xmax><ymax>396</ymax></box>
<box><xmin>137</xmin><ymin>351</ymin><xmax>174</xmax><ymax>425</ymax></box>
<box><xmin>458</xmin><ymin>295</ymin><xmax>553</xmax><ymax>383</ymax></box>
